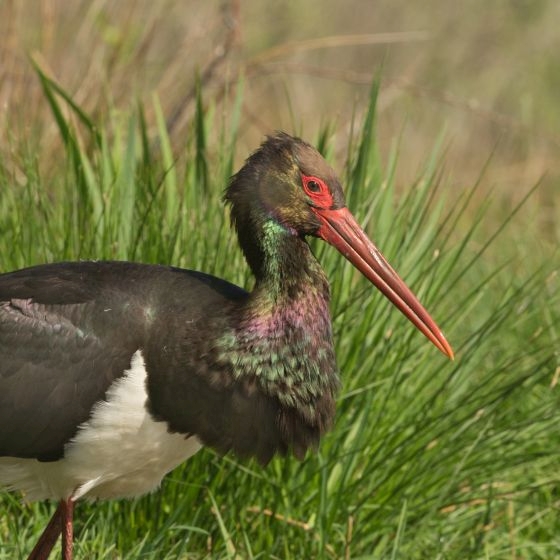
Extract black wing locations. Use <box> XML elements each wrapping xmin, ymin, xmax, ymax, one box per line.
<box><xmin>0</xmin><ymin>263</ymin><xmax>152</xmax><ymax>461</ymax></box>
<box><xmin>0</xmin><ymin>298</ymin><xmax>139</xmax><ymax>460</ymax></box>
<box><xmin>0</xmin><ymin>261</ymin><xmax>248</xmax><ymax>461</ymax></box>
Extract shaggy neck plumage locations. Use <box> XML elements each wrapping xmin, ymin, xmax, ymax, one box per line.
<box><xmin>250</xmin><ymin>220</ymin><xmax>324</xmax><ymax>301</ymax></box>
<box><xmin>214</xmin><ymin>214</ymin><xmax>339</xmax><ymax>421</ymax></box>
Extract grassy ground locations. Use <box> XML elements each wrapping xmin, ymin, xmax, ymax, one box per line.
<box><xmin>0</xmin><ymin>65</ymin><xmax>558</xmax><ymax>560</ymax></box>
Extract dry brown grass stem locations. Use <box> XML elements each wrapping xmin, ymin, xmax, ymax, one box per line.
<box><xmin>246</xmin><ymin>506</ymin><xmax>312</xmax><ymax>531</ymax></box>
<box><xmin>250</xmin><ymin>31</ymin><xmax>430</xmax><ymax>64</ymax></box>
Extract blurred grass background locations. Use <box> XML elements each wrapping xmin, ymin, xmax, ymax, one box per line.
<box><xmin>0</xmin><ymin>1</ymin><xmax>559</xmax><ymax>559</ymax></box>
<box><xmin>1</xmin><ymin>0</ymin><xmax>558</xmax><ymax>224</ymax></box>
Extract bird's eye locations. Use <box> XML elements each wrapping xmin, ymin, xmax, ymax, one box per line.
<box><xmin>302</xmin><ymin>174</ymin><xmax>333</xmax><ymax>208</ymax></box>
<box><xmin>302</xmin><ymin>175</ymin><xmax>327</xmax><ymax>196</ymax></box>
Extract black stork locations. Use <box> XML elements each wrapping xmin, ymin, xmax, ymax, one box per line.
<box><xmin>0</xmin><ymin>132</ymin><xmax>453</xmax><ymax>559</ymax></box>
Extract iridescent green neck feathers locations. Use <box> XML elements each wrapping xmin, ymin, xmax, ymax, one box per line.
<box><xmin>215</xmin><ymin>219</ymin><xmax>339</xmax><ymax>424</ymax></box>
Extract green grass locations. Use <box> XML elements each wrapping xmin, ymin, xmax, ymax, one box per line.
<box><xmin>0</xmin><ymin>74</ymin><xmax>559</xmax><ymax>559</ymax></box>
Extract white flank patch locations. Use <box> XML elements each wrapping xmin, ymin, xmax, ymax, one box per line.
<box><xmin>0</xmin><ymin>350</ymin><xmax>202</xmax><ymax>502</ymax></box>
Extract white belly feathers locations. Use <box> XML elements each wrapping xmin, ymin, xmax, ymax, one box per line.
<box><xmin>0</xmin><ymin>350</ymin><xmax>202</xmax><ymax>502</ymax></box>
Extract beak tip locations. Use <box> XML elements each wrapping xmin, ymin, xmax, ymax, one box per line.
<box><xmin>439</xmin><ymin>336</ymin><xmax>455</xmax><ymax>360</ymax></box>
<box><xmin>317</xmin><ymin>206</ymin><xmax>456</xmax><ymax>362</ymax></box>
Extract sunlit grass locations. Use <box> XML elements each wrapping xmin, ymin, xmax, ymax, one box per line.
<box><xmin>0</xmin><ymin>73</ymin><xmax>558</xmax><ymax>559</ymax></box>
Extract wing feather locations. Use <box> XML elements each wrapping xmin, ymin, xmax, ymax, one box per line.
<box><xmin>0</xmin><ymin>297</ymin><xmax>137</xmax><ymax>460</ymax></box>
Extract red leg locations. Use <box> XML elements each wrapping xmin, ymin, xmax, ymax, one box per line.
<box><xmin>27</xmin><ymin>502</ymin><xmax>63</xmax><ymax>560</ymax></box>
<box><xmin>60</xmin><ymin>498</ymin><xmax>74</xmax><ymax>560</ymax></box>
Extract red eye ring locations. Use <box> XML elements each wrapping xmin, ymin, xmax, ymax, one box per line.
<box><xmin>302</xmin><ymin>174</ymin><xmax>334</xmax><ymax>208</ymax></box>
<box><xmin>302</xmin><ymin>175</ymin><xmax>327</xmax><ymax>196</ymax></box>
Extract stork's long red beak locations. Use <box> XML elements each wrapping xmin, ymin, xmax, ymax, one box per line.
<box><xmin>315</xmin><ymin>207</ymin><xmax>454</xmax><ymax>359</ymax></box>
